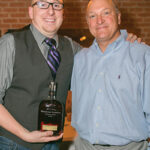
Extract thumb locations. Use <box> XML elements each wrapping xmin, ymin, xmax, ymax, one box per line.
<box><xmin>41</xmin><ymin>131</ymin><xmax>53</xmax><ymax>137</ymax></box>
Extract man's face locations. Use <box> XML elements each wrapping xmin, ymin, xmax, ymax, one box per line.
<box><xmin>86</xmin><ymin>0</ymin><xmax>121</xmax><ymax>43</ymax></box>
<box><xmin>29</xmin><ymin>0</ymin><xmax>64</xmax><ymax>37</ymax></box>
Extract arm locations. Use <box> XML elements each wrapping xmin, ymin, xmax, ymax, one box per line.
<box><xmin>0</xmin><ymin>104</ymin><xmax>63</xmax><ymax>142</ymax></box>
<box><xmin>126</xmin><ymin>31</ymin><xmax>144</xmax><ymax>43</ymax></box>
<box><xmin>143</xmin><ymin>50</ymin><xmax>150</xmax><ymax>150</ymax></box>
<box><xmin>0</xmin><ymin>34</ymin><xmax>63</xmax><ymax>143</ymax></box>
<box><xmin>120</xmin><ymin>29</ymin><xmax>144</xmax><ymax>43</ymax></box>
<box><xmin>64</xmin><ymin>36</ymin><xmax>83</xmax><ymax>55</ymax></box>
<box><xmin>126</xmin><ymin>33</ymin><xmax>144</xmax><ymax>43</ymax></box>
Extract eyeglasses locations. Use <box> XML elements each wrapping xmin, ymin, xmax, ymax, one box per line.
<box><xmin>32</xmin><ymin>1</ymin><xmax>64</xmax><ymax>10</ymax></box>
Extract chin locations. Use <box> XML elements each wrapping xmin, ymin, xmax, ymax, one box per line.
<box><xmin>96</xmin><ymin>35</ymin><xmax>107</xmax><ymax>40</ymax></box>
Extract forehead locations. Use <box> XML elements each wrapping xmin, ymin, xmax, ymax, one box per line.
<box><xmin>32</xmin><ymin>0</ymin><xmax>64</xmax><ymax>3</ymax></box>
<box><xmin>87</xmin><ymin>0</ymin><xmax>114</xmax><ymax>13</ymax></box>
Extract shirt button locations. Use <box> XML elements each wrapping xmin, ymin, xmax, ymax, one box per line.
<box><xmin>96</xmin><ymin>123</ymin><xmax>99</xmax><ymax>127</ymax></box>
<box><xmin>99</xmin><ymin>89</ymin><xmax>102</xmax><ymax>93</ymax></box>
<box><xmin>100</xmin><ymin>72</ymin><xmax>104</xmax><ymax>76</ymax></box>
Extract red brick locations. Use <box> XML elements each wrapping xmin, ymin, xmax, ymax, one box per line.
<box><xmin>11</xmin><ymin>13</ymin><xmax>26</xmax><ymax>18</ymax></box>
<box><xmin>9</xmin><ymin>2</ymin><xmax>26</xmax><ymax>7</ymax></box>
<box><xmin>3</xmin><ymin>19</ymin><xmax>18</xmax><ymax>23</ymax></box>
<box><xmin>0</xmin><ymin>0</ymin><xmax>150</xmax><ymax>45</ymax></box>
<box><xmin>2</xmin><ymin>8</ymin><xmax>19</xmax><ymax>13</ymax></box>
<box><xmin>0</xmin><ymin>2</ymin><xmax>9</xmax><ymax>7</ymax></box>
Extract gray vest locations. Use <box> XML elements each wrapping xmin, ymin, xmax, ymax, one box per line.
<box><xmin>1</xmin><ymin>27</ymin><xmax>73</xmax><ymax>150</ymax></box>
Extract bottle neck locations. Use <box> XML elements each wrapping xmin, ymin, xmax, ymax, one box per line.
<box><xmin>49</xmin><ymin>91</ymin><xmax>56</xmax><ymax>100</ymax></box>
<box><xmin>48</xmin><ymin>81</ymin><xmax>57</xmax><ymax>100</ymax></box>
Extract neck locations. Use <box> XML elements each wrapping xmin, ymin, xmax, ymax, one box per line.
<box><xmin>32</xmin><ymin>22</ymin><xmax>57</xmax><ymax>38</ymax></box>
<box><xmin>97</xmin><ymin>30</ymin><xmax>121</xmax><ymax>53</ymax></box>
<box><xmin>98</xmin><ymin>41</ymin><xmax>109</xmax><ymax>53</ymax></box>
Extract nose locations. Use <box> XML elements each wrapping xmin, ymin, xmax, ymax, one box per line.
<box><xmin>97</xmin><ymin>15</ymin><xmax>104</xmax><ymax>24</ymax></box>
<box><xmin>47</xmin><ymin>5</ymin><xmax>55</xmax><ymax>15</ymax></box>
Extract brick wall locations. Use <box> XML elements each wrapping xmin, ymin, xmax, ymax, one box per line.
<box><xmin>119</xmin><ymin>0</ymin><xmax>150</xmax><ymax>45</ymax></box>
<box><xmin>0</xmin><ymin>0</ymin><xmax>150</xmax><ymax>45</ymax></box>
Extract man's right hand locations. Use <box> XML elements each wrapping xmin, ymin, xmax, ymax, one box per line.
<box><xmin>0</xmin><ymin>104</ymin><xmax>63</xmax><ymax>143</ymax></box>
<box><xmin>22</xmin><ymin>129</ymin><xmax>63</xmax><ymax>143</ymax></box>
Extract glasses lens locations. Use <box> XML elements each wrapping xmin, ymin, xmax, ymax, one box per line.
<box><xmin>53</xmin><ymin>3</ymin><xmax>63</xmax><ymax>10</ymax></box>
<box><xmin>37</xmin><ymin>1</ymin><xmax>49</xmax><ymax>9</ymax></box>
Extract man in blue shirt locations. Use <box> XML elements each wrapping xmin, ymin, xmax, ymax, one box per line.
<box><xmin>71</xmin><ymin>0</ymin><xmax>150</xmax><ymax>150</ymax></box>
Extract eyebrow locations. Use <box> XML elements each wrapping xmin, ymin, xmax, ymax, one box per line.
<box><xmin>88</xmin><ymin>8</ymin><xmax>112</xmax><ymax>13</ymax></box>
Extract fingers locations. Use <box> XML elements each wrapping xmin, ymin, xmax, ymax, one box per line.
<box><xmin>127</xmin><ymin>33</ymin><xmax>137</xmax><ymax>43</ymax></box>
<box><xmin>40</xmin><ymin>132</ymin><xmax>64</xmax><ymax>142</ymax></box>
<box><xmin>23</xmin><ymin>130</ymin><xmax>63</xmax><ymax>143</ymax></box>
<box><xmin>137</xmin><ymin>37</ymin><xmax>142</xmax><ymax>43</ymax></box>
<box><xmin>126</xmin><ymin>33</ymin><xmax>133</xmax><ymax>41</ymax></box>
<box><xmin>46</xmin><ymin>133</ymin><xmax>64</xmax><ymax>141</ymax></box>
<box><xmin>137</xmin><ymin>38</ymin><xmax>146</xmax><ymax>44</ymax></box>
<box><xmin>40</xmin><ymin>130</ymin><xmax>53</xmax><ymax>137</ymax></box>
<box><xmin>126</xmin><ymin>33</ymin><xmax>145</xmax><ymax>44</ymax></box>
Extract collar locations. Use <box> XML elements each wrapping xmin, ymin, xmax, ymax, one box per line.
<box><xmin>92</xmin><ymin>30</ymin><xmax>127</xmax><ymax>55</ymax></box>
<box><xmin>30</xmin><ymin>24</ymin><xmax>59</xmax><ymax>48</ymax></box>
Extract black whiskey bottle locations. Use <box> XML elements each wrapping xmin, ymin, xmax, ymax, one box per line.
<box><xmin>38</xmin><ymin>81</ymin><xmax>64</xmax><ymax>135</ymax></box>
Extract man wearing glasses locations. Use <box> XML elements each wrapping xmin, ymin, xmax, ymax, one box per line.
<box><xmin>0</xmin><ymin>0</ymin><xmax>142</xmax><ymax>150</ymax></box>
<box><xmin>0</xmin><ymin>0</ymin><xmax>79</xmax><ymax>150</ymax></box>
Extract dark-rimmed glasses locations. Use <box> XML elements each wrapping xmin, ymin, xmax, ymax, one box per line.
<box><xmin>32</xmin><ymin>1</ymin><xmax>64</xmax><ymax>10</ymax></box>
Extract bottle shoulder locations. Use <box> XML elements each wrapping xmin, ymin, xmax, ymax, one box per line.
<box><xmin>39</xmin><ymin>99</ymin><xmax>63</xmax><ymax>108</ymax></box>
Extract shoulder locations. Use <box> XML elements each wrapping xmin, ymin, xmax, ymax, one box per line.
<box><xmin>131</xmin><ymin>41</ymin><xmax>150</xmax><ymax>49</ymax></box>
<box><xmin>129</xmin><ymin>41</ymin><xmax>150</xmax><ymax>55</ymax></box>
<box><xmin>126</xmin><ymin>42</ymin><xmax>150</xmax><ymax>67</ymax></box>
<box><xmin>0</xmin><ymin>33</ymin><xmax>14</xmax><ymax>41</ymax></box>
<box><xmin>74</xmin><ymin>46</ymin><xmax>92</xmax><ymax>61</ymax></box>
<box><xmin>0</xmin><ymin>33</ymin><xmax>15</xmax><ymax>48</ymax></box>
<box><xmin>59</xmin><ymin>35</ymin><xmax>82</xmax><ymax>55</ymax></box>
<box><xmin>63</xmin><ymin>35</ymin><xmax>80</xmax><ymax>47</ymax></box>
<box><xmin>0</xmin><ymin>33</ymin><xmax>15</xmax><ymax>60</ymax></box>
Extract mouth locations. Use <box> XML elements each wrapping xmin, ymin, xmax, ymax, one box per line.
<box><xmin>96</xmin><ymin>25</ymin><xmax>108</xmax><ymax>31</ymax></box>
<box><xmin>44</xmin><ymin>18</ymin><xmax>56</xmax><ymax>24</ymax></box>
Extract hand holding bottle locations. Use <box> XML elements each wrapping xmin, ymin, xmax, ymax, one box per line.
<box><xmin>21</xmin><ymin>128</ymin><xmax>63</xmax><ymax>143</ymax></box>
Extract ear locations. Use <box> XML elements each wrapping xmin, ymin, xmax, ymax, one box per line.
<box><xmin>28</xmin><ymin>6</ymin><xmax>33</xmax><ymax>19</ymax></box>
<box><xmin>118</xmin><ymin>13</ymin><xmax>121</xmax><ymax>25</ymax></box>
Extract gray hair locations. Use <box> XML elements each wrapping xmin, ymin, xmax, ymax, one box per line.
<box><xmin>112</xmin><ymin>0</ymin><xmax>120</xmax><ymax>14</ymax></box>
<box><xmin>87</xmin><ymin>0</ymin><xmax>120</xmax><ymax>14</ymax></box>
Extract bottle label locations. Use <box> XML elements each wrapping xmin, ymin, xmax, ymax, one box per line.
<box><xmin>41</xmin><ymin>122</ymin><xmax>58</xmax><ymax>131</ymax></box>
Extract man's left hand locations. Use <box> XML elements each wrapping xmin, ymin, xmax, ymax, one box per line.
<box><xmin>126</xmin><ymin>33</ymin><xmax>145</xmax><ymax>44</ymax></box>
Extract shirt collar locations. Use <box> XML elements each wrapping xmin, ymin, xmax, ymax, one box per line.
<box><xmin>93</xmin><ymin>29</ymin><xmax>127</xmax><ymax>55</ymax></box>
<box><xmin>30</xmin><ymin>24</ymin><xmax>59</xmax><ymax>48</ymax></box>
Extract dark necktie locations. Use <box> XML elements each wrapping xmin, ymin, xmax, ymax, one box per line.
<box><xmin>45</xmin><ymin>38</ymin><xmax>61</xmax><ymax>80</ymax></box>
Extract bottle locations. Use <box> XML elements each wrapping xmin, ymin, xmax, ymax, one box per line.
<box><xmin>38</xmin><ymin>81</ymin><xmax>64</xmax><ymax>136</ymax></box>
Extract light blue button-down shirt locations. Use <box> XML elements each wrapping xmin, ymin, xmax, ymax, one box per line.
<box><xmin>71</xmin><ymin>30</ymin><xmax>150</xmax><ymax>149</ymax></box>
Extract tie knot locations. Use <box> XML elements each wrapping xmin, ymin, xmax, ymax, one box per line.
<box><xmin>45</xmin><ymin>38</ymin><xmax>56</xmax><ymax>48</ymax></box>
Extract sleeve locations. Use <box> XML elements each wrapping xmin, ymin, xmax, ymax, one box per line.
<box><xmin>0</xmin><ymin>34</ymin><xmax>15</xmax><ymax>104</ymax></box>
<box><xmin>64</xmin><ymin>36</ymin><xmax>83</xmax><ymax>55</ymax></box>
<box><xmin>71</xmin><ymin>54</ymin><xmax>76</xmax><ymax>124</ymax></box>
<box><xmin>143</xmin><ymin>49</ymin><xmax>150</xmax><ymax>147</ymax></box>
<box><xmin>71</xmin><ymin>54</ymin><xmax>80</xmax><ymax>128</ymax></box>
